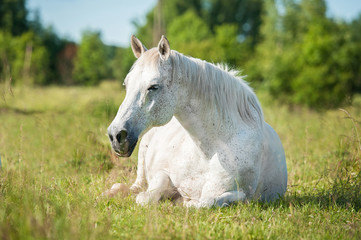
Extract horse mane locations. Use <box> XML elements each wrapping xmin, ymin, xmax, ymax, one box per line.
<box><xmin>141</xmin><ymin>49</ymin><xmax>264</xmax><ymax>127</ymax></box>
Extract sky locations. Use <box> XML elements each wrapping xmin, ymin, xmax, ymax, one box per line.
<box><xmin>27</xmin><ymin>0</ymin><xmax>361</xmax><ymax>47</ymax></box>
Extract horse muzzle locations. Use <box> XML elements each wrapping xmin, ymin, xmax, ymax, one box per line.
<box><xmin>108</xmin><ymin>129</ymin><xmax>138</xmax><ymax>157</ymax></box>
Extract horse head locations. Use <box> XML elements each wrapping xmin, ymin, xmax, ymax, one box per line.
<box><xmin>108</xmin><ymin>35</ymin><xmax>176</xmax><ymax>157</ymax></box>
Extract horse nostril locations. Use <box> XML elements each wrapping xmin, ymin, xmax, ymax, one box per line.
<box><xmin>108</xmin><ymin>134</ymin><xmax>114</xmax><ymax>142</ymax></box>
<box><xmin>116</xmin><ymin>130</ymin><xmax>128</xmax><ymax>143</ymax></box>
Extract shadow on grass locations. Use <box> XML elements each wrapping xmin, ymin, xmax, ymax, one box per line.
<box><xmin>257</xmin><ymin>180</ymin><xmax>361</xmax><ymax>211</ymax></box>
<box><xmin>0</xmin><ymin>106</ymin><xmax>44</xmax><ymax>115</ymax></box>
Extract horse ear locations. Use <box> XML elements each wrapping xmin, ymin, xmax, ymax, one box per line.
<box><xmin>131</xmin><ymin>35</ymin><xmax>147</xmax><ymax>58</ymax></box>
<box><xmin>158</xmin><ymin>35</ymin><xmax>171</xmax><ymax>61</ymax></box>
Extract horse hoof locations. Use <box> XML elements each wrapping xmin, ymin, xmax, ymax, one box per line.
<box><xmin>129</xmin><ymin>184</ymin><xmax>142</xmax><ymax>194</ymax></box>
<box><xmin>101</xmin><ymin>183</ymin><xmax>130</xmax><ymax>198</ymax></box>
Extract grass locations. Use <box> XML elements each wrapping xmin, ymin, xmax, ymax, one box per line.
<box><xmin>0</xmin><ymin>81</ymin><xmax>360</xmax><ymax>239</ymax></box>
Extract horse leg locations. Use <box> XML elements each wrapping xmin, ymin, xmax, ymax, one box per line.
<box><xmin>129</xmin><ymin>159</ymin><xmax>146</xmax><ymax>194</ymax></box>
<box><xmin>184</xmin><ymin>190</ymin><xmax>246</xmax><ymax>208</ymax></box>
<box><xmin>184</xmin><ymin>174</ymin><xmax>251</xmax><ymax>208</ymax></box>
<box><xmin>182</xmin><ymin>180</ymin><xmax>221</xmax><ymax>208</ymax></box>
<box><xmin>215</xmin><ymin>191</ymin><xmax>246</xmax><ymax>207</ymax></box>
<box><xmin>136</xmin><ymin>171</ymin><xmax>172</xmax><ymax>205</ymax></box>
<box><xmin>130</xmin><ymin>144</ymin><xmax>148</xmax><ymax>194</ymax></box>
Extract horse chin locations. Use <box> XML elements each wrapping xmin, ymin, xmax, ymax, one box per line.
<box><xmin>115</xmin><ymin>139</ymin><xmax>138</xmax><ymax>157</ymax></box>
<box><xmin>115</xmin><ymin>151</ymin><xmax>132</xmax><ymax>158</ymax></box>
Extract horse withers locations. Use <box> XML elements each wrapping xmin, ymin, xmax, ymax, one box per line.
<box><xmin>106</xmin><ymin>35</ymin><xmax>287</xmax><ymax>208</ymax></box>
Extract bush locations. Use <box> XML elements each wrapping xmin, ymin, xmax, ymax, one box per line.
<box><xmin>0</xmin><ymin>31</ymin><xmax>49</xmax><ymax>85</ymax></box>
<box><xmin>290</xmin><ymin>23</ymin><xmax>353</xmax><ymax>108</ymax></box>
<box><xmin>249</xmin><ymin>0</ymin><xmax>358</xmax><ymax>109</ymax></box>
<box><xmin>112</xmin><ymin>47</ymin><xmax>134</xmax><ymax>82</ymax></box>
<box><xmin>72</xmin><ymin>30</ymin><xmax>107</xmax><ymax>85</ymax></box>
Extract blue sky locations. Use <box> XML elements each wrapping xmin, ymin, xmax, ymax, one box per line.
<box><xmin>27</xmin><ymin>0</ymin><xmax>361</xmax><ymax>47</ymax></box>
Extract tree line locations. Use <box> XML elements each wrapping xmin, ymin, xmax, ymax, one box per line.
<box><xmin>0</xmin><ymin>0</ymin><xmax>116</xmax><ymax>86</ymax></box>
<box><xmin>1</xmin><ymin>0</ymin><xmax>360</xmax><ymax>108</ymax></box>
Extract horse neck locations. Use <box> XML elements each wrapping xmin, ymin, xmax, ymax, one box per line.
<box><xmin>174</xmin><ymin>93</ymin><xmax>228</xmax><ymax>154</ymax></box>
<box><xmin>171</xmin><ymin>53</ymin><xmax>263</xmax><ymax>153</ymax></box>
<box><xmin>173</xmin><ymin>76</ymin><xmax>248</xmax><ymax>155</ymax></box>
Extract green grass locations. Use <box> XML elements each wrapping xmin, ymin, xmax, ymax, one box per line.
<box><xmin>0</xmin><ymin>81</ymin><xmax>360</xmax><ymax>239</ymax></box>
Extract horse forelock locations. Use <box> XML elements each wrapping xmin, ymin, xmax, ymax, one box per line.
<box><xmin>137</xmin><ymin>48</ymin><xmax>264</xmax><ymax>126</ymax></box>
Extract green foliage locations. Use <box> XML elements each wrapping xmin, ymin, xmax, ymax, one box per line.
<box><xmin>167</xmin><ymin>10</ymin><xmax>214</xmax><ymax>60</ymax></box>
<box><xmin>132</xmin><ymin>0</ymin><xmax>361</xmax><ymax>109</ymax></box>
<box><xmin>1</xmin><ymin>0</ymin><xmax>361</xmax><ymax>108</ymax></box>
<box><xmin>35</xmin><ymin>26</ymin><xmax>68</xmax><ymax>84</ymax></box>
<box><xmin>249</xmin><ymin>0</ymin><xmax>360</xmax><ymax>108</ymax></box>
<box><xmin>162</xmin><ymin>0</ymin><xmax>202</xmax><ymax>24</ymax></box>
<box><xmin>112</xmin><ymin>47</ymin><xmax>135</xmax><ymax>82</ymax></box>
<box><xmin>0</xmin><ymin>1</ymin><xmax>71</xmax><ymax>85</ymax></box>
<box><xmin>168</xmin><ymin>10</ymin><xmax>211</xmax><ymax>44</ymax></box>
<box><xmin>0</xmin><ymin>1</ymin><xmax>120</xmax><ymax>86</ymax></box>
<box><xmin>72</xmin><ymin>31</ymin><xmax>108</xmax><ymax>85</ymax></box>
<box><xmin>133</xmin><ymin>0</ymin><xmax>263</xmax><ymax>69</ymax></box>
<box><xmin>213</xmin><ymin>24</ymin><xmax>247</xmax><ymax>66</ymax></box>
<box><xmin>166</xmin><ymin>11</ymin><xmax>247</xmax><ymax>66</ymax></box>
<box><xmin>0</xmin><ymin>0</ymin><xmax>28</xmax><ymax>36</ymax></box>
<box><xmin>349</xmin><ymin>14</ymin><xmax>361</xmax><ymax>92</ymax></box>
<box><xmin>133</xmin><ymin>10</ymin><xmax>155</xmax><ymax>47</ymax></box>
<box><xmin>0</xmin><ymin>30</ymin><xmax>50</xmax><ymax>85</ymax></box>
<box><xmin>291</xmin><ymin>22</ymin><xmax>353</xmax><ymax>108</ymax></box>
<box><xmin>202</xmin><ymin>0</ymin><xmax>263</xmax><ymax>47</ymax></box>
<box><xmin>134</xmin><ymin>0</ymin><xmax>203</xmax><ymax>47</ymax></box>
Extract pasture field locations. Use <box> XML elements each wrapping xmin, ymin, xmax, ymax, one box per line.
<box><xmin>0</xmin><ymin>81</ymin><xmax>360</xmax><ymax>239</ymax></box>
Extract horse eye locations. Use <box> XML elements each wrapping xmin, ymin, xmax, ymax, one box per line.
<box><xmin>148</xmin><ymin>85</ymin><xmax>159</xmax><ymax>91</ymax></box>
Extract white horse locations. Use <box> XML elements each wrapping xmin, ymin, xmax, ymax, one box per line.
<box><xmin>107</xmin><ymin>35</ymin><xmax>287</xmax><ymax>208</ymax></box>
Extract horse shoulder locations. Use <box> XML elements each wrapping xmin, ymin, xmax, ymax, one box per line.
<box><xmin>138</xmin><ymin>118</ymin><xmax>186</xmax><ymax>180</ymax></box>
<box><xmin>229</xmin><ymin>125</ymin><xmax>264</xmax><ymax>163</ymax></box>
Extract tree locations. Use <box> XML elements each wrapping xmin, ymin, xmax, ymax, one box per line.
<box><xmin>0</xmin><ymin>0</ymin><xmax>28</xmax><ymax>36</ymax></box>
<box><xmin>57</xmin><ymin>42</ymin><xmax>77</xmax><ymax>85</ymax></box>
<box><xmin>134</xmin><ymin>0</ymin><xmax>202</xmax><ymax>46</ymax></box>
<box><xmin>249</xmin><ymin>0</ymin><xmax>357</xmax><ymax>108</ymax></box>
<box><xmin>35</xmin><ymin>26</ymin><xmax>67</xmax><ymax>84</ymax></box>
<box><xmin>292</xmin><ymin>21</ymin><xmax>354</xmax><ymax>108</ymax></box>
<box><xmin>349</xmin><ymin>14</ymin><xmax>361</xmax><ymax>93</ymax></box>
<box><xmin>203</xmin><ymin>0</ymin><xmax>263</xmax><ymax>47</ymax></box>
<box><xmin>0</xmin><ymin>30</ymin><xmax>49</xmax><ymax>85</ymax></box>
<box><xmin>72</xmin><ymin>31</ymin><xmax>107</xmax><ymax>85</ymax></box>
<box><xmin>112</xmin><ymin>47</ymin><xmax>134</xmax><ymax>82</ymax></box>
<box><xmin>135</xmin><ymin>0</ymin><xmax>263</xmax><ymax>47</ymax></box>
